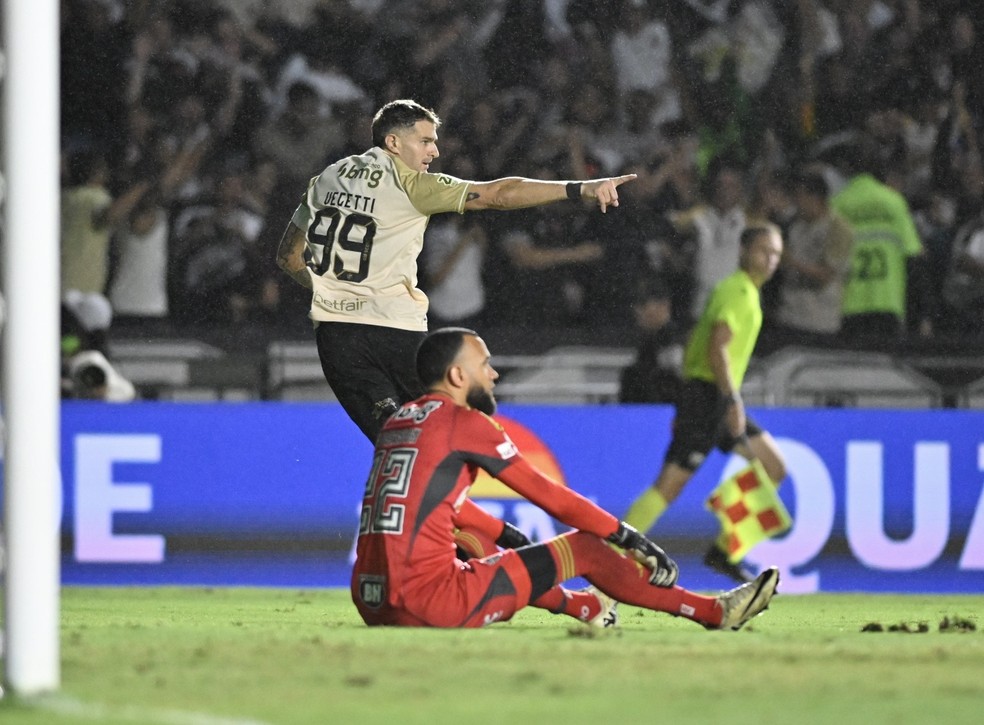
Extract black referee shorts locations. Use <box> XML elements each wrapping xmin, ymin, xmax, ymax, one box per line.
<box><xmin>315</xmin><ymin>322</ymin><xmax>426</xmax><ymax>443</ymax></box>
<box><xmin>662</xmin><ymin>379</ymin><xmax>763</xmax><ymax>471</ymax></box>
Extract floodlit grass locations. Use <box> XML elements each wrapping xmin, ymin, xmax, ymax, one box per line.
<box><xmin>1</xmin><ymin>587</ymin><xmax>982</xmax><ymax>724</ymax></box>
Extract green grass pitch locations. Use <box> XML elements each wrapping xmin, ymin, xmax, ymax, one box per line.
<box><xmin>1</xmin><ymin>587</ymin><xmax>982</xmax><ymax>724</ymax></box>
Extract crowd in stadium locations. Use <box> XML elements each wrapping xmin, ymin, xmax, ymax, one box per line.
<box><xmin>60</xmin><ymin>0</ymin><xmax>984</xmax><ymax>353</ymax></box>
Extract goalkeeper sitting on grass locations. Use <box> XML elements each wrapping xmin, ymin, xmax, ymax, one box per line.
<box><xmin>351</xmin><ymin>327</ymin><xmax>778</xmax><ymax>630</ymax></box>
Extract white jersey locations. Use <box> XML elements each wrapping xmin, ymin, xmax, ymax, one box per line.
<box><xmin>291</xmin><ymin>147</ymin><xmax>471</xmax><ymax>331</ymax></box>
<box><xmin>109</xmin><ymin>208</ymin><xmax>170</xmax><ymax>317</ymax></box>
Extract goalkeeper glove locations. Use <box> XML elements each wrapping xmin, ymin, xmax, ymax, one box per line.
<box><xmin>495</xmin><ymin>522</ymin><xmax>532</xmax><ymax>549</ymax></box>
<box><xmin>607</xmin><ymin>522</ymin><xmax>679</xmax><ymax>587</ymax></box>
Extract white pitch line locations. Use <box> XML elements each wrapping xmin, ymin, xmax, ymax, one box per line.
<box><xmin>27</xmin><ymin>693</ymin><xmax>275</xmax><ymax>725</ymax></box>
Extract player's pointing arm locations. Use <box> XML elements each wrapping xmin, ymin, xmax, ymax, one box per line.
<box><xmin>462</xmin><ymin>174</ymin><xmax>637</xmax><ymax>214</ymax></box>
<box><xmin>585</xmin><ymin>174</ymin><xmax>638</xmax><ymax>213</ymax></box>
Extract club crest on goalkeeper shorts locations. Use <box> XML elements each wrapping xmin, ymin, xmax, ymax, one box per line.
<box><xmin>358</xmin><ymin>574</ymin><xmax>387</xmax><ymax>609</ymax></box>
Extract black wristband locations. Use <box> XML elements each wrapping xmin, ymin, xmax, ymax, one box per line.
<box><xmin>606</xmin><ymin>521</ymin><xmax>639</xmax><ymax>548</ymax></box>
<box><xmin>566</xmin><ymin>182</ymin><xmax>582</xmax><ymax>201</ymax></box>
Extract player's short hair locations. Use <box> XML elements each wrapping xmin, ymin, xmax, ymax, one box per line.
<box><xmin>739</xmin><ymin>224</ymin><xmax>779</xmax><ymax>249</ymax></box>
<box><xmin>416</xmin><ymin>327</ymin><xmax>477</xmax><ymax>388</ymax></box>
<box><xmin>371</xmin><ymin>99</ymin><xmax>441</xmax><ymax>148</ymax></box>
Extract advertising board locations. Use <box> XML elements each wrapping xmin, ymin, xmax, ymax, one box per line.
<box><xmin>54</xmin><ymin>402</ymin><xmax>984</xmax><ymax>593</ymax></box>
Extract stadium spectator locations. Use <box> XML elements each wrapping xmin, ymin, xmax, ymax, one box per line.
<box><xmin>912</xmin><ymin>189</ymin><xmax>961</xmax><ymax>331</ymax></box>
<box><xmin>124</xmin><ymin>12</ymin><xmax>196</xmax><ymax>125</ymax></box>
<box><xmin>672</xmin><ymin>158</ymin><xmax>749</xmax><ymax>321</ymax></box>
<box><xmin>794</xmin><ymin>8</ymin><xmax>850</xmax><ymax>150</ymax></box>
<box><xmin>590</xmin><ymin>88</ymin><xmax>674</xmax><ymax>175</ymax></box>
<box><xmin>270</xmin><ymin>49</ymin><xmax>368</xmax><ymax>121</ymax></box>
<box><xmin>419</xmin><ymin>213</ymin><xmax>489</xmax><ymax>331</ymax></box>
<box><xmin>572</xmin><ymin>159</ymin><xmax>686</xmax><ymax>324</ymax></box>
<box><xmin>275</xmin><ymin>99</ymin><xmax>637</xmax><ymax>442</ymax></box>
<box><xmin>455</xmin><ymin>94</ymin><xmax>538</xmax><ymax>181</ymax></box>
<box><xmin>932</xmin><ymin>80</ymin><xmax>982</xmax><ymax>208</ymax></box>
<box><xmin>496</xmin><ymin>196</ymin><xmax>604</xmax><ymax>326</ymax></box>
<box><xmin>649</xmin><ymin>120</ymin><xmax>702</xmax><ymax>214</ymax></box>
<box><xmin>194</xmin><ymin>9</ymin><xmax>273</xmax><ymax>164</ymax></box>
<box><xmin>811</xmin><ymin>55</ymin><xmax>865</xmax><ymax>141</ymax></box>
<box><xmin>562</xmin><ymin>82</ymin><xmax>621</xmax><ymax>178</ymax></box>
<box><xmin>565</xmin><ymin>0</ymin><xmax>620</xmax><ymax>84</ymax></box>
<box><xmin>61</xmin><ymin>149</ymin><xmax>152</xmax><ymax>296</ymax></box>
<box><xmin>941</xmin><ymin>205</ymin><xmax>984</xmax><ymax>334</ymax></box>
<box><xmin>171</xmin><ymin>165</ymin><xmax>268</xmax><ymax>323</ymax></box>
<box><xmin>109</xmin><ymin>116</ymin><xmax>213</xmax><ymax>323</ymax></box>
<box><xmin>746</xmin><ymin>132</ymin><xmax>797</xmax><ymax>233</ymax></box>
<box><xmin>108</xmin><ymin>194</ymin><xmax>171</xmax><ymax>320</ymax></box>
<box><xmin>609</xmin><ymin>0</ymin><xmax>681</xmax><ymax>131</ymax></box>
<box><xmin>53</xmin><ymin>0</ymin><xmax>984</xmax><ymax>356</ymax></box>
<box><xmin>351</xmin><ymin>326</ymin><xmax>779</xmax><ymax>629</ymax></box>
<box><xmin>526</xmin><ymin>54</ymin><xmax>578</xmax><ymax>161</ymax></box>
<box><xmin>622</xmin><ymin>225</ymin><xmax>788</xmax><ymax>584</ymax></box>
<box><xmin>829</xmin><ymin>139</ymin><xmax>930</xmax><ymax>343</ymax></box>
<box><xmin>482</xmin><ymin>0</ymin><xmax>551</xmax><ymax>95</ymax></box>
<box><xmin>944</xmin><ymin>9</ymin><xmax>984</xmax><ymax>134</ymax></box>
<box><xmin>635</xmin><ymin>135</ymin><xmax>702</xmax><ymax>322</ymax></box>
<box><xmin>253</xmin><ymin>80</ymin><xmax>343</xmax><ymax>216</ymax></box>
<box><xmin>772</xmin><ymin>169</ymin><xmax>854</xmax><ymax>340</ymax></box>
<box><xmin>619</xmin><ymin>278</ymin><xmax>685</xmax><ymax>405</ymax></box>
<box><xmin>61</xmin><ymin>0</ymin><xmax>130</xmax><ymax>155</ymax></box>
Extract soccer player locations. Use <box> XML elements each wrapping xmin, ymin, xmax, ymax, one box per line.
<box><xmin>276</xmin><ymin>98</ymin><xmax>637</xmax><ymax>443</ymax></box>
<box><xmin>350</xmin><ymin>327</ymin><xmax>779</xmax><ymax>629</ymax></box>
<box><xmin>623</xmin><ymin>225</ymin><xmax>787</xmax><ymax>583</ymax></box>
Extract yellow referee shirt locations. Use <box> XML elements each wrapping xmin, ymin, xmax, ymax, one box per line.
<box><xmin>683</xmin><ymin>269</ymin><xmax>762</xmax><ymax>388</ymax></box>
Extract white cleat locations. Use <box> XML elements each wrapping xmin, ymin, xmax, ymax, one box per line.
<box><xmin>585</xmin><ymin>586</ymin><xmax>619</xmax><ymax>629</ymax></box>
<box><xmin>716</xmin><ymin>566</ymin><xmax>780</xmax><ymax>631</ymax></box>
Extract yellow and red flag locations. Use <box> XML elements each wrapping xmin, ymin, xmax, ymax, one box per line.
<box><xmin>705</xmin><ymin>460</ymin><xmax>791</xmax><ymax>563</ymax></box>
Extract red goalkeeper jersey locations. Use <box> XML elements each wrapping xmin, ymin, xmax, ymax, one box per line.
<box><xmin>352</xmin><ymin>393</ymin><xmax>619</xmax><ymax>617</ymax></box>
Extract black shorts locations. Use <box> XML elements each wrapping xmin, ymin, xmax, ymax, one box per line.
<box><xmin>662</xmin><ymin>379</ymin><xmax>763</xmax><ymax>471</ymax></box>
<box><xmin>315</xmin><ymin>322</ymin><xmax>426</xmax><ymax>442</ymax></box>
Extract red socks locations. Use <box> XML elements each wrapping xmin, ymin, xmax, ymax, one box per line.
<box><xmin>544</xmin><ymin>532</ymin><xmax>722</xmax><ymax>628</ymax></box>
<box><xmin>532</xmin><ymin>586</ymin><xmax>603</xmax><ymax>623</ymax></box>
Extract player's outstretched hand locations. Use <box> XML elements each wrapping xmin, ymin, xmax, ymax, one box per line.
<box><xmin>607</xmin><ymin>521</ymin><xmax>680</xmax><ymax>587</ymax></box>
<box><xmin>583</xmin><ymin>174</ymin><xmax>637</xmax><ymax>213</ymax></box>
<box><xmin>496</xmin><ymin>521</ymin><xmax>532</xmax><ymax>549</ymax></box>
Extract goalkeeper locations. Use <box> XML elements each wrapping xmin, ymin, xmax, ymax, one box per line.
<box><xmin>351</xmin><ymin>327</ymin><xmax>778</xmax><ymax>630</ymax></box>
<box><xmin>623</xmin><ymin>225</ymin><xmax>788</xmax><ymax>583</ymax></box>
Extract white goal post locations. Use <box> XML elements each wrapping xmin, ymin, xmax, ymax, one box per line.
<box><xmin>2</xmin><ymin>0</ymin><xmax>61</xmax><ymax>696</ymax></box>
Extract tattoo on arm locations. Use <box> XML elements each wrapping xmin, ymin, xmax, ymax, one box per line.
<box><xmin>276</xmin><ymin>224</ymin><xmax>314</xmax><ymax>289</ymax></box>
<box><xmin>466</xmin><ymin>192</ymin><xmax>480</xmax><ymax>202</ymax></box>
